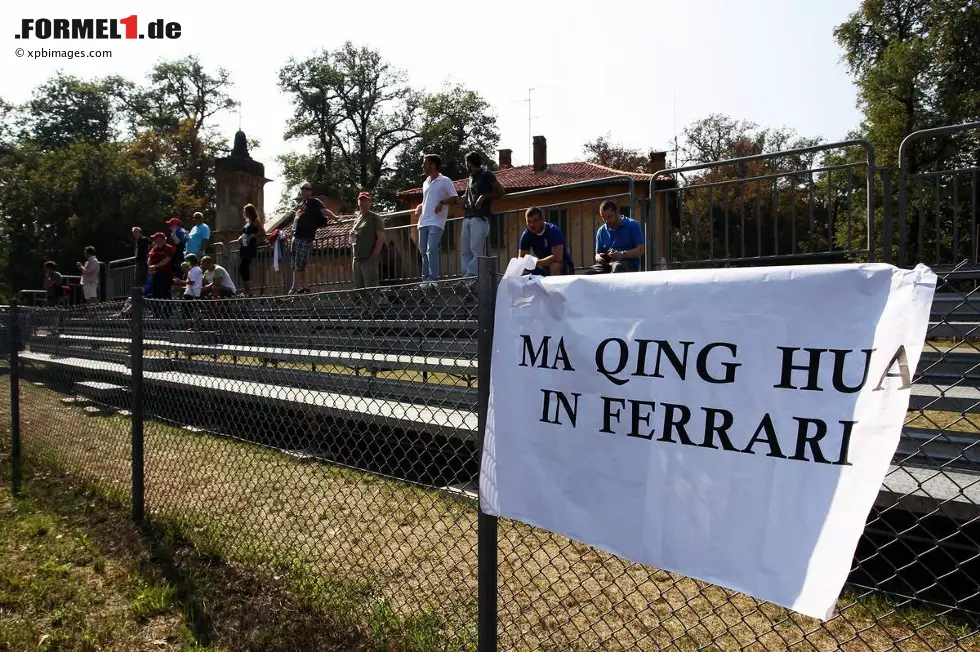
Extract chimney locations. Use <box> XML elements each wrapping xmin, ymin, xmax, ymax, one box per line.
<box><xmin>533</xmin><ymin>135</ymin><xmax>547</xmax><ymax>172</ymax></box>
<box><xmin>649</xmin><ymin>151</ymin><xmax>668</xmax><ymax>174</ymax></box>
<box><xmin>498</xmin><ymin>148</ymin><xmax>513</xmax><ymax>170</ymax></box>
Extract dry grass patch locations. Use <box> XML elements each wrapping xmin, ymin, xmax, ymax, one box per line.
<box><xmin>3</xmin><ymin>377</ymin><xmax>977</xmax><ymax>651</ymax></box>
<box><xmin>906</xmin><ymin>409</ymin><xmax>980</xmax><ymax>434</ymax></box>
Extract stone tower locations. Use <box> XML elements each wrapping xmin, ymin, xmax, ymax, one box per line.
<box><xmin>213</xmin><ymin>129</ymin><xmax>270</xmax><ymax>244</ymax></box>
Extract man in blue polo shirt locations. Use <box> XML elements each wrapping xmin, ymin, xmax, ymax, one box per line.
<box><xmin>519</xmin><ymin>206</ymin><xmax>575</xmax><ymax>276</ymax></box>
<box><xmin>586</xmin><ymin>199</ymin><xmax>645</xmax><ymax>274</ymax></box>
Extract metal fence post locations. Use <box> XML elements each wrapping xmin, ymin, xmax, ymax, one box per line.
<box><xmin>882</xmin><ymin>168</ymin><xmax>893</xmax><ymax>264</ymax></box>
<box><xmin>130</xmin><ymin>289</ymin><xmax>145</xmax><ymax>522</ymax></box>
<box><xmin>9</xmin><ymin>301</ymin><xmax>21</xmax><ymax>497</ymax></box>
<box><xmin>476</xmin><ymin>256</ymin><xmax>499</xmax><ymax>652</ymax></box>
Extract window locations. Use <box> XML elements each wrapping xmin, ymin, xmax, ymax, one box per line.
<box><xmin>489</xmin><ymin>213</ymin><xmax>508</xmax><ymax>250</ymax></box>
<box><xmin>548</xmin><ymin>208</ymin><xmax>569</xmax><ymax>236</ymax></box>
<box><xmin>620</xmin><ymin>205</ymin><xmax>631</xmax><ymax>218</ymax></box>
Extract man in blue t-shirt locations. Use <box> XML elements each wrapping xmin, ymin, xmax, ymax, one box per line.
<box><xmin>586</xmin><ymin>199</ymin><xmax>645</xmax><ymax>274</ymax></box>
<box><xmin>185</xmin><ymin>211</ymin><xmax>211</xmax><ymax>257</ymax></box>
<box><xmin>519</xmin><ymin>206</ymin><xmax>575</xmax><ymax>276</ymax></box>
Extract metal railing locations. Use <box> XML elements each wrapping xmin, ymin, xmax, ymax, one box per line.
<box><xmin>895</xmin><ymin>122</ymin><xmax>980</xmax><ymax>268</ymax></box>
<box><xmin>95</xmin><ymin>177</ymin><xmax>643</xmax><ymax>296</ymax></box>
<box><xmin>649</xmin><ymin>140</ymin><xmax>876</xmax><ymax>268</ymax></box>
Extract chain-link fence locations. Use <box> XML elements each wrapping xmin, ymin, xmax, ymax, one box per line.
<box><xmin>6</xmin><ymin>124</ymin><xmax>980</xmax><ymax>650</ymax></box>
<box><xmin>8</xmin><ymin>262</ymin><xmax>980</xmax><ymax>650</ymax></box>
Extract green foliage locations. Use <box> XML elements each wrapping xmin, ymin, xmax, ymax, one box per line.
<box><xmin>582</xmin><ymin>135</ymin><xmax>650</xmax><ymax>173</ymax></box>
<box><xmin>278</xmin><ymin>45</ymin><xmax>499</xmax><ymax>212</ymax></box>
<box><xmin>385</xmin><ymin>84</ymin><xmax>500</xmax><ymax>205</ymax></box>
<box><xmin>834</xmin><ymin>0</ymin><xmax>980</xmax><ymax>169</ymax></box>
<box><xmin>0</xmin><ymin>57</ymin><xmax>237</xmax><ymax>296</ymax></box>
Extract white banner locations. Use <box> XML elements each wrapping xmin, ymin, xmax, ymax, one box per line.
<box><xmin>481</xmin><ymin>263</ymin><xmax>936</xmax><ymax>620</ymax></box>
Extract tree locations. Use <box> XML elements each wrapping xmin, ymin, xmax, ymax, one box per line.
<box><xmin>665</xmin><ymin>114</ymin><xmax>827</xmax><ymax>265</ymax></box>
<box><xmin>834</xmin><ymin>0</ymin><xmax>980</xmax><ymax>169</ymax></box>
<box><xmin>680</xmin><ymin>114</ymin><xmax>822</xmax><ymax>167</ymax></box>
<box><xmin>386</xmin><ymin>84</ymin><xmax>500</xmax><ymax>205</ymax></box>
<box><xmin>115</xmin><ymin>56</ymin><xmax>238</xmax><ymax>215</ymax></box>
<box><xmin>834</xmin><ymin>0</ymin><xmax>980</xmax><ymax>264</ymax></box>
<box><xmin>277</xmin><ymin>43</ymin><xmax>421</xmax><ymax>211</ymax></box>
<box><xmin>0</xmin><ymin>59</ymin><xmax>238</xmax><ymax>296</ymax></box>
<box><xmin>21</xmin><ymin>75</ymin><xmax>116</xmax><ymax>150</ymax></box>
<box><xmin>582</xmin><ymin>135</ymin><xmax>649</xmax><ymax>173</ymax></box>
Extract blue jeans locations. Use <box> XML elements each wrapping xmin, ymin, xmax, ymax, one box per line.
<box><xmin>419</xmin><ymin>225</ymin><xmax>444</xmax><ymax>282</ymax></box>
<box><xmin>461</xmin><ymin>217</ymin><xmax>489</xmax><ymax>277</ymax></box>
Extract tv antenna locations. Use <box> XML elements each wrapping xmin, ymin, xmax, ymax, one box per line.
<box><xmin>527</xmin><ymin>85</ymin><xmax>547</xmax><ymax>162</ymax></box>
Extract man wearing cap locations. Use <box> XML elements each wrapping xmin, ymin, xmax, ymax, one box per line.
<box><xmin>290</xmin><ymin>181</ymin><xmax>334</xmax><ymax>294</ymax></box>
<box><xmin>350</xmin><ymin>191</ymin><xmax>386</xmax><ymax>295</ymax></box>
<box><xmin>165</xmin><ymin>217</ymin><xmax>188</xmax><ymax>278</ymax></box>
<box><xmin>147</xmin><ymin>231</ymin><xmax>176</xmax><ymax>301</ymax></box>
<box><xmin>185</xmin><ymin>211</ymin><xmax>211</xmax><ymax>258</ymax></box>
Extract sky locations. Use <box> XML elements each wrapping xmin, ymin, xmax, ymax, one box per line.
<box><xmin>1</xmin><ymin>0</ymin><xmax>864</xmax><ymax>214</ymax></box>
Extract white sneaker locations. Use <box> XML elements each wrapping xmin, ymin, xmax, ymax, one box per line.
<box><xmin>419</xmin><ymin>281</ymin><xmax>432</xmax><ymax>289</ymax></box>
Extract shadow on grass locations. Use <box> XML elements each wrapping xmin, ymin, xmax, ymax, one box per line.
<box><xmin>11</xmin><ymin>460</ymin><xmax>474</xmax><ymax>652</ymax></box>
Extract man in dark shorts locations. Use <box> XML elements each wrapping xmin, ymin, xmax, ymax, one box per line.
<box><xmin>519</xmin><ymin>207</ymin><xmax>575</xmax><ymax>276</ymax></box>
<box><xmin>290</xmin><ymin>181</ymin><xmax>333</xmax><ymax>294</ymax></box>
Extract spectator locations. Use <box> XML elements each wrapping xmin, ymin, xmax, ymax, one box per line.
<box><xmin>414</xmin><ymin>154</ymin><xmax>458</xmax><ymax>289</ymax></box>
<box><xmin>350</xmin><ymin>191</ymin><xmax>386</xmax><ymax>304</ymax></box>
<box><xmin>450</xmin><ymin>151</ymin><xmax>504</xmax><ymax>279</ymax></box>
<box><xmin>132</xmin><ymin>227</ymin><xmax>151</xmax><ymax>287</ymax></box>
<box><xmin>585</xmin><ymin>200</ymin><xmax>645</xmax><ymax>274</ymax></box>
<box><xmin>290</xmin><ymin>181</ymin><xmax>334</xmax><ymax>294</ymax></box>
<box><xmin>201</xmin><ymin>256</ymin><xmax>237</xmax><ymax>299</ymax></box>
<box><xmin>165</xmin><ymin>217</ymin><xmax>187</xmax><ymax>277</ymax></box>
<box><xmin>76</xmin><ymin>246</ymin><xmax>100</xmax><ymax>304</ymax></box>
<box><xmin>240</xmin><ymin>203</ymin><xmax>264</xmax><ymax>296</ymax></box>
<box><xmin>147</xmin><ymin>231</ymin><xmax>175</xmax><ymax>300</ymax></box>
<box><xmin>185</xmin><ymin>211</ymin><xmax>211</xmax><ymax>257</ymax></box>
<box><xmin>519</xmin><ymin>207</ymin><xmax>575</xmax><ymax>277</ymax></box>
<box><xmin>43</xmin><ymin>261</ymin><xmax>63</xmax><ymax>307</ymax></box>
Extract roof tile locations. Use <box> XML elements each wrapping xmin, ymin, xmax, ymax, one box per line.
<box><xmin>396</xmin><ymin>162</ymin><xmax>654</xmax><ymax>198</ymax></box>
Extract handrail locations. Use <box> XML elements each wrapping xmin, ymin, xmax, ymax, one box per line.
<box><xmin>898</xmin><ymin>122</ymin><xmax>980</xmax><ymax>169</ymax></box>
<box><xmin>651</xmin><ymin>139</ymin><xmax>875</xmax><ymax>181</ymax></box>
<box><xmin>649</xmin><ymin>139</ymin><xmax>877</xmax><ymax>265</ymax></box>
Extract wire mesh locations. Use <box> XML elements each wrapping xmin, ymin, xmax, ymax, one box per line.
<box><xmin>137</xmin><ymin>280</ymin><xmax>481</xmax><ymax>647</ymax></box>
<box><xmin>13</xmin><ymin>301</ymin><xmax>133</xmax><ymax>505</ymax></box>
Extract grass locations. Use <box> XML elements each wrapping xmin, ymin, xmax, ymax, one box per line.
<box><xmin>2</xmin><ymin>376</ymin><xmax>978</xmax><ymax>651</ymax></box>
<box><xmin>0</xmin><ymin>465</ymin><xmax>199</xmax><ymax>650</ymax></box>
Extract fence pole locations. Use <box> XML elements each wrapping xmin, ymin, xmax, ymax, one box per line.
<box><xmin>130</xmin><ymin>289</ymin><xmax>145</xmax><ymax>523</ymax></box>
<box><xmin>9</xmin><ymin>301</ymin><xmax>22</xmax><ymax>497</ymax></box>
<box><xmin>476</xmin><ymin>256</ymin><xmax>499</xmax><ymax>652</ymax></box>
<box><xmin>882</xmin><ymin>169</ymin><xmax>893</xmax><ymax>264</ymax></box>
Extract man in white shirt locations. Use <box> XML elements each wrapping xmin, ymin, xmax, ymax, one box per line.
<box><xmin>200</xmin><ymin>256</ymin><xmax>237</xmax><ymax>298</ymax></box>
<box><xmin>75</xmin><ymin>246</ymin><xmax>100</xmax><ymax>303</ymax></box>
<box><xmin>414</xmin><ymin>154</ymin><xmax>459</xmax><ymax>288</ymax></box>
